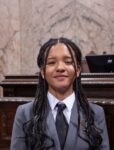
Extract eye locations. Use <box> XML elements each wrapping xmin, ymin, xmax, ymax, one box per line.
<box><xmin>46</xmin><ymin>61</ymin><xmax>56</xmax><ymax>66</ymax></box>
<box><xmin>65</xmin><ymin>60</ymin><xmax>73</xmax><ymax>65</ymax></box>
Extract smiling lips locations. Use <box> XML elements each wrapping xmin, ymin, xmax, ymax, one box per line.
<box><xmin>54</xmin><ymin>75</ymin><xmax>68</xmax><ymax>81</ymax></box>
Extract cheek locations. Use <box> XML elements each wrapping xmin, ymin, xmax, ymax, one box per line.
<box><xmin>45</xmin><ymin>68</ymin><xmax>52</xmax><ymax>77</ymax></box>
<box><xmin>45</xmin><ymin>65</ymin><xmax>56</xmax><ymax>75</ymax></box>
<box><xmin>45</xmin><ymin>69</ymin><xmax>53</xmax><ymax>81</ymax></box>
<box><xmin>68</xmin><ymin>71</ymin><xmax>76</xmax><ymax>81</ymax></box>
<box><xmin>69</xmin><ymin>66</ymin><xmax>76</xmax><ymax>74</ymax></box>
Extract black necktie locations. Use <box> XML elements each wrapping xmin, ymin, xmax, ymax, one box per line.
<box><xmin>55</xmin><ymin>103</ymin><xmax>68</xmax><ymax>149</ymax></box>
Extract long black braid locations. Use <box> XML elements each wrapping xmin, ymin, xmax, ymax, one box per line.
<box><xmin>23</xmin><ymin>37</ymin><xmax>102</xmax><ymax>150</ymax></box>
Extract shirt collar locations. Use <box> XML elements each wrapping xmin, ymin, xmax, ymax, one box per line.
<box><xmin>47</xmin><ymin>91</ymin><xmax>75</xmax><ymax>112</ymax></box>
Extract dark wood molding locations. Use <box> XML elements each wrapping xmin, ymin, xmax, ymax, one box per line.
<box><xmin>1</xmin><ymin>73</ymin><xmax>114</xmax><ymax>98</ymax></box>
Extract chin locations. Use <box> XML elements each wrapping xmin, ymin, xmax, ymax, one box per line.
<box><xmin>56</xmin><ymin>86</ymin><xmax>70</xmax><ymax>92</ymax></box>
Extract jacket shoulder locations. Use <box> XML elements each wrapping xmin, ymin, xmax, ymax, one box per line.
<box><xmin>89</xmin><ymin>102</ymin><xmax>105</xmax><ymax>123</ymax></box>
<box><xmin>16</xmin><ymin>101</ymin><xmax>34</xmax><ymax>121</ymax></box>
<box><xmin>89</xmin><ymin>102</ymin><xmax>103</xmax><ymax>113</ymax></box>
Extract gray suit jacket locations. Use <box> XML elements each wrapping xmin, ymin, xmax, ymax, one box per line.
<box><xmin>10</xmin><ymin>101</ymin><xmax>110</xmax><ymax>150</ymax></box>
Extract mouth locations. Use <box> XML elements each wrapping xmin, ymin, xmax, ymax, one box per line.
<box><xmin>54</xmin><ymin>75</ymin><xmax>68</xmax><ymax>80</ymax></box>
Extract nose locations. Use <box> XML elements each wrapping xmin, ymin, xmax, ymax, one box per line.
<box><xmin>56</xmin><ymin>62</ymin><xmax>65</xmax><ymax>72</ymax></box>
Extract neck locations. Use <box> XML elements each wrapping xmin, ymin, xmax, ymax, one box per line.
<box><xmin>49</xmin><ymin>88</ymin><xmax>74</xmax><ymax>100</ymax></box>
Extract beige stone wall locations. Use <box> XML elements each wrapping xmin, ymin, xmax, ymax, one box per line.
<box><xmin>0</xmin><ymin>0</ymin><xmax>114</xmax><ymax>77</ymax></box>
<box><xmin>0</xmin><ymin>0</ymin><xmax>20</xmax><ymax>77</ymax></box>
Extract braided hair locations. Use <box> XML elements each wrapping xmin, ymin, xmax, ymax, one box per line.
<box><xmin>23</xmin><ymin>37</ymin><xmax>102</xmax><ymax>150</ymax></box>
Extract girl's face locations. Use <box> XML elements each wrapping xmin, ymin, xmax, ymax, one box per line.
<box><xmin>41</xmin><ymin>43</ymin><xmax>80</xmax><ymax>96</ymax></box>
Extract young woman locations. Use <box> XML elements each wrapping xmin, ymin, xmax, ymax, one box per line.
<box><xmin>10</xmin><ymin>37</ymin><xmax>110</xmax><ymax>150</ymax></box>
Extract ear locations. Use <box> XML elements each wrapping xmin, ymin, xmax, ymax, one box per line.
<box><xmin>40</xmin><ymin>67</ymin><xmax>44</xmax><ymax>79</ymax></box>
<box><xmin>76</xmin><ymin>65</ymin><xmax>81</xmax><ymax>77</ymax></box>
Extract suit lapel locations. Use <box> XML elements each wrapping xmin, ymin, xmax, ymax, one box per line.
<box><xmin>46</xmin><ymin>106</ymin><xmax>61</xmax><ymax>150</ymax></box>
<box><xmin>64</xmin><ymin>101</ymin><xmax>79</xmax><ymax>150</ymax></box>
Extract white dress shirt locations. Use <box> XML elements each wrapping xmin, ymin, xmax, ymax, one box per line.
<box><xmin>47</xmin><ymin>91</ymin><xmax>75</xmax><ymax>124</ymax></box>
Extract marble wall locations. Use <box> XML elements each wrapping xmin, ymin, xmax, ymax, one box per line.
<box><xmin>0</xmin><ymin>0</ymin><xmax>114</xmax><ymax>77</ymax></box>
<box><xmin>0</xmin><ymin>0</ymin><xmax>20</xmax><ymax>77</ymax></box>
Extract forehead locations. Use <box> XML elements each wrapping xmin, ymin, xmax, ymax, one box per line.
<box><xmin>47</xmin><ymin>43</ymin><xmax>74</xmax><ymax>58</ymax></box>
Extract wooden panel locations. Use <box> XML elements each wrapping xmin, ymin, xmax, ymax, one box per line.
<box><xmin>1</xmin><ymin>73</ymin><xmax>114</xmax><ymax>98</ymax></box>
<box><xmin>0</xmin><ymin>99</ymin><xmax>30</xmax><ymax>150</ymax></box>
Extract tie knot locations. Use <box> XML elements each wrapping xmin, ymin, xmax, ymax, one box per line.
<box><xmin>56</xmin><ymin>103</ymin><xmax>66</xmax><ymax>112</ymax></box>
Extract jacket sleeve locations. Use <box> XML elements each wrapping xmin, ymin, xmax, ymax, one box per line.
<box><xmin>94</xmin><ymin>105</ymin><xmax>110</xmax><ymax>150</ymax></box>
<box><xmin>10</xmin><ymin>105</ymin><xmax>27</xmax><ymax>150</ymax></box>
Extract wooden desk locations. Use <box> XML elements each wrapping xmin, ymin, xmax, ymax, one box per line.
<box><xmin>1</xmin><ymin>73</ymin><xmax>114</xmax><ymax>98</ymax></box>
<box><xmin>82</xmin><ymin>73</ymin><xmax>114</xmax><ymax>98</ymax></box>
<box><xmin>0</xmin><ymin>75</ymin><xmax>37</xmax><ymax>97</ymax></box>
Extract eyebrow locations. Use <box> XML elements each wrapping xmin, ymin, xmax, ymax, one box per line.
<box><xmin>47</xmin><ymin>56</ymin><xmax>72</xmax><ymax>60</ymax></box>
